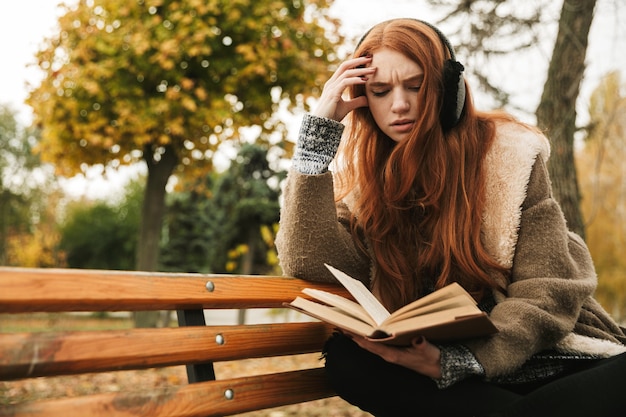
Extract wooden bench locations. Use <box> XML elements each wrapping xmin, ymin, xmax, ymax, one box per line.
<box><xmin>0</xmin><ymin>267</ymin><xmax>352</xmax><ymax>417</ymax></box>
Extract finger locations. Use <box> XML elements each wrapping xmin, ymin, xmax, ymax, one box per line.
<box><xmin>327</xmin><ymin>57</ymin><xmax>373</xmax><ymax>84</ymax></box>
<box><xmin>349</xmin><ymin>334</ymin><xmax>375</xmax><ymax>350</ymax></box>
<box><xmin>350</xmin><ymin>95</ymin><xmax>369</xmax><ymax>109</ymax></box>
<box><xmin>313</xmin><ymin>58</ymin><xmax>373</xmax><ymax>120</ymax></box>
<box><xmin>325</xmin><ymin>68</ymin><xmax>373</xmax><ymax>95</ymax></box>
<box><xmin>340</xmin><ymin>95</ymin><xmax>368</xmax><ymax>114</ymax></box>
<box><xmin>410</xmin><ymin>337</ymin><xmax>441</xmax><ymax>364</ymax></box>
<box><xmin>346</xmin><ymin>67</ymin><xmax>376</xmax><ymax>83</ymax></box>
<box><xmin>411</xmin><ymin>336</ymin><xmax>438</xmax><ymax>356</ymax></box>
<box><xmin>411</xmin><ymin>336</ymin><xmax>425</xmax><ymax>347</ymax></box>
<box><xmin>340</xmin><ymin>330</ymin><xmax>357</xmax><ymax>339</ymax></box>
<box><xmin>316</xmin><ymin>82</ymin><xmax>369</xmax><ymax>120</ymax></box>
<box><xmin>352</xmin><ymin>336</ymin><xmax>394</xmax><ymax>357</ymax></box>
<box><xmin>336</xmin><ymin>55</ymin><xmax>373</xmax><ymax>74</ymax></box>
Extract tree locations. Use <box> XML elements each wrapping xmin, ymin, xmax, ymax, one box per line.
<box><xmin>161</xmin><ymin>143</ymin><xmax>284</xmax><ymax>275</ymax></box>
<box><xmin>59</xmin><ymin>179</ymin><xmax>143</xmax><ymax>270</ymax></box>
<box><xmin>27</xmin><ymin>0</ymin><xmax>341</xmax><ymax>276</ymax></box>
<box><xmin>428</xmin><ymin>0</ymin><xmax>599</xmax><ymax>237</ymax></box>
<box><xmin>426</xmin><ymin>0</ymin><xmax>548</xmax><ymax>109</ymax></box>
<box><xmin>28</xmin><ymin>0</ymin><xmax>341</xmax><ymax>326</ymax></box>
<box><xmin>536</xmin><ymin>0</ymin><xmax>597</xmax><ymax>238</ymax></box>
<box><xmin>159</xmin><ymin>187</ymin><xmax>214</xmax><ymax>274</ymax></box>
<box><xmin>5</xmin><ymin>189</ymin><xmax>66</xmax><ymax>268</ymax></box>
<box><xmin>0</xmin><ymin>104</ymin><xmax>28</xmax><ymax>263</ymax></box>
<box><xmin>207</xmin><ymin>143</ymin><xmax>284</xmax><ymax>275</ymax></box>
<box><xmin>576</xmin><ymin>71</ymin><xmax>626</xmax><ymax>321</ymax></box>
<box><xmin>0</xmin><ymin>104</ymin><xmax>54</xmax><ymax>265</ymax></box>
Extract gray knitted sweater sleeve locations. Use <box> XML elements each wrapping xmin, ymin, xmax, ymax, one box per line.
<box><xmin>436</xmin><ymin>344</ymin><xmax>485</xmax><ymax>389</ymax></box>
<box><xmin>292</xmin><ymin>114</ymin><xmax>344</xmax><ymax>175</ymax></box>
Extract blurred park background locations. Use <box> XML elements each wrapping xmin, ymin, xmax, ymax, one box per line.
<box><xmin>1</xmin><ymin>0</ymin><xmax>625</xmax><ymax>318</ymax></box>
<box><xmin>1</xmin><ymin>0</ymin><xmax>626</xmax><ymax>321</ymax></box>
<box><xmin>1</xmin><ymin>0</ymin><xmax>626</xmax><ymax>411</ymax></box>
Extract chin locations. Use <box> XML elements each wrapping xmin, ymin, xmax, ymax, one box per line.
<box><xmin>388</xmin><ymin>134</ymin><xmax>408</xmax><ymax>143</ymax></box>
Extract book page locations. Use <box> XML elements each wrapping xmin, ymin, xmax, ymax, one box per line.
<box><xmin>385</xmin><ymin>294</ymin><xmax>475</xmax><ymax>325</ymax></box>
<box><xmin>325</xmin><ymin>264</ymin><xmax>390</xmax><ymax>326</ymax></box>
<box><xmin>383</xmin><ymin>304</ymin><xmax>480</xmax><ymax>335</ymax></box>
<box><xmin>390</xmin><ymin>282</ymin><xmax>475</xmax><ymax>320</ymax></box>
<box><xmin>288</xmin><ymin>296</ymin><xmax>375</xmax><ymax>336</ymax></box>
<box><xmin>302</xmin><ymin>288</ymin><xmax>378</xmax><ymax>327</ymax></box>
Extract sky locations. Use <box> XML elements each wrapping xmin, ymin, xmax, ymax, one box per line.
<box><xmin>1</xmin><ymin>0</ymin><xmax>625</xmax><ymax>198</ymax></box>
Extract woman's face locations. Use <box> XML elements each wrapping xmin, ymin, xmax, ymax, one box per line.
<box><xmin>365</xmin><ymin>48</ymin><xmax>424</xmax><ymax>142</ymax></box>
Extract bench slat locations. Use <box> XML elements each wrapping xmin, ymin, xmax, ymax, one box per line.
<box><xmin>0</xmin><ymin>368</ymin><xmax>334</xmax><ymax>417</ymax></box>
<box><xmin>0</xmin><ymin>322</ymin><xmax>335</xmax><ymax>380</ymax></box>
<box><xmin>0</xmin><ymin>267</ymin><xmax>350</xmax><ymax>312</ymax></box>
<box><xmin>0</xmin><ymin>267</ymin><xmax>345</xmax><ymax>414</ymax></box>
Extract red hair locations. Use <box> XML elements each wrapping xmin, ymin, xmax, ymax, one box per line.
<box><xmin>335</xmin><ymin>19</ymin><xmax>510</xmax><ymax>311</ymax></box>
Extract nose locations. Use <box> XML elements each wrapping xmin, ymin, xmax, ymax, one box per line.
<box><xmin>391</xmin><ymin>89</ymin><xmax>410</xmax><ymax>114</ymax></box>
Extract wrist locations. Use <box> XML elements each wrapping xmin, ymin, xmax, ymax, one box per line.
<box><xmin>292</xmin><ymin>114</ymin><xmax>344</xmax><ymax>175</ymax></box>
<box><xmin>435</xmin><ymin>344</ymin><xmax>484</xmax><ymax>389</ymax></box>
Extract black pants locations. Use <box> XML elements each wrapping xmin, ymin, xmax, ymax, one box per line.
<box><xmin>323</xmin><ymin>333</ymin><xmax>626</xmax><ymax>417</ymax></box>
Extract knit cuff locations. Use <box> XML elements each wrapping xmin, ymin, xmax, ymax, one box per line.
<box><xmin>292</xmin><ymin>114</ymin><xmax>345</xmax><ymax>175</ymax></box>
<box><xmin>434</xmin><ymin>344</ymin><xmax>485</xmax><ymax>389</ymax></box>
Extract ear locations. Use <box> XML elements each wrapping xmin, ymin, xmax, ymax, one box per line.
<box><xmin>440</xmin><ymin>59</ymin><xmax>465</xmax><ymax>132</ymax></box>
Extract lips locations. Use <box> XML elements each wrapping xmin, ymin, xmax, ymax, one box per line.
<box><xmin>391</xmin><ymin>119</ymin><xmax>415</xmax><ymax>132</ymax></box>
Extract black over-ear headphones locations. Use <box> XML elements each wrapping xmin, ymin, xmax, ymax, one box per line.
<box><xmin>356</xmin><ymin>19</ymin><xmax>466</xmax><ymax>132</ymax></box>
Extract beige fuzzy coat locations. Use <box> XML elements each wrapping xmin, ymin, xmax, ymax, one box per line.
<box><xmin>276</xmin><ymin>120</ymin><xmax>626</xmax><ymax>378</ymax></box>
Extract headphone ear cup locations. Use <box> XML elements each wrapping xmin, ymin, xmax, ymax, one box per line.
<box><xmin>440</xmin><ymin>59</ymin><xmax>466</xmax><ymax>131</ymax></box>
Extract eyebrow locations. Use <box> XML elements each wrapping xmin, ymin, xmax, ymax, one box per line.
<box><xmin>368</xmin><ymin>74</ymin><xmax>424</xmax><ymax>88</ymax></box>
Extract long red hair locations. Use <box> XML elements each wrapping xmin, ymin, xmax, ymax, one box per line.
<box><xmin>335</xmin><ymin>19</ymin><xmax>510</xmax><ymax>311</ymax></box>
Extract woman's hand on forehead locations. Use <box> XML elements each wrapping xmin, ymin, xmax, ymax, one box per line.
<box><xmin>312</xmin><ymin>56</ymin><xmax>375</xmax><ymax>122</ymax></box>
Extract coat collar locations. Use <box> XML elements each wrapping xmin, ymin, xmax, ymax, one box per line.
<box><xmin>481</xmin><ymin>121</ymin><xmax>550</xmax><ymax>270</ymax></box>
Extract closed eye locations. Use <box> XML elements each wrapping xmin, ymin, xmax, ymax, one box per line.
<box><xmin>371</xmin><ymin>86</ymin><xmax>420</xmax><ymax>97</ymax></box>
<box><xmin>371</xmin><ymin>90</ymin><xmax>390</xmax><ymax>97</ymax></box>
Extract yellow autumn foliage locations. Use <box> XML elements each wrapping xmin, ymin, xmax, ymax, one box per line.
<box><xmin>27</xmin><ymin>0</ymin><xmax>341</xmax><ymax>180</ymax></box>
<box><xmin>577</xmin><ymin>71</ymin><xmax>626</xmax><ymax>322</ymax></box>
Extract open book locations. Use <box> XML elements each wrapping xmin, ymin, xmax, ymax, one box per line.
<box><xmin>287</xmin><ymin>264</ymin><xmax>498</xmax><ymax>345</ymax></box>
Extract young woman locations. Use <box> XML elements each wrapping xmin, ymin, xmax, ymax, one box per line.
<box><xmin>275</xmin><ymin>18</ymin><xmax>626</xmax><ymax>417</ymax></box>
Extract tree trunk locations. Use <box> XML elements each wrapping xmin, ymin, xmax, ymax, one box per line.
<box><xmin>133</xmin><ymin>144</ymin><xmax>178</xmax><ymax>328</ymax></box>
<box><xmin>535</xmin><ymin>0</ymin><xmax>597</xmax><ymax>239</ymax></box>
<box><xmin>236</xmin><ymin>232</ymin><xmax>257</xmax><ymax>325</ymax></box>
